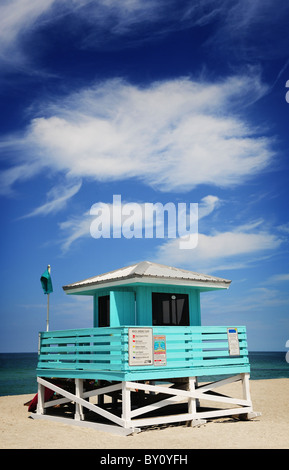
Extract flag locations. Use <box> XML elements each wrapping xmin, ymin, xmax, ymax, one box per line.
<box><xmin>40</xmin><ymin>268</ymin><xmax>53</xmax><ymax>295</ymax></box>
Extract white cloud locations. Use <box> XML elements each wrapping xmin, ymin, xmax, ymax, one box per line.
<box><xmin>201</xmin><ymin>286</ymin><xmax>289</xmax><ymax>320</ymax></box>
<box><xmin>58</xmin><ymin>194</ymin><xmax>219</xmax><ymax>252</ymax></box>
<box><xmin>0</xmin><ymin>0</ymin><xmax>215</xmax><ymax>58</ymax></box>
<box><xmin>0</xmin><ymin>0</ymin><xmax>186</xmax><ymax>64</ymax></box>
<box><xmin>20</xmin><ymin>179</ymin><xmax>82</xmax><ymax>218</ymax></box>
<box><xmin>2</xmin><ymin>75</ymin><xmax>273</xmax><ymax>194</ymax></box>
<box><xmin>56</xmin><ymin>194</ymin><xmax>283</xmax><ymax>273</ymax></box>
<box><xmin>278</xmin><ymin>223</ymin><xmax>289</xmax><ymax>234</ymax></box>
<box><xmin>208</xmin><ymin>0</ymin><xmax>289</xmax><ymax>61</ymax></box>
<box><xmin>1</xmin><ymin>0</ymin><xmax>288</xmax><ymax>69</ymax></box>
<box><xmin>198</xmin><ymin>195</ymin><xmax>221</xmax><ymax>219</ymax></box>
<box><xmin>0</xmin><ymin>0</ymin><xmax>56</xmax><ymax>63</ymax></box>
<box><xmin>58</xmin><ymin>208</ymin><xmax>283</xmax><ymax>271</ymax></box>
<box><xmin>267</xmin><ymin>274</ymin><xmax>289</xmax><ymax>283</ymax></box>
<box><xmin>0</xmin><ymin>161</ymin><xmax>41</xmax><ymax>195</ymax></box>
<box><xmin>58</xmin><ymin>210</ymin><xmax>93</xmax><ymax>253</ymax></box>
<box><xmin>59</xmin><ymin>197</ymin><xmax>171</xmax><ymax>252</ymax></box>
<box><xmin>154</xmin><ymin>222</ymin><xmax>283</xmax><ymax>273</ymax></box>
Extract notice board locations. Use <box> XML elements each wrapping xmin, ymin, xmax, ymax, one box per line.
<box><xmin>128</xmin><ymin>328</ymin><xmax>153</xmax><ymax>366</ymax></box>
<box><xmin>153</xmin><ymin>335</ymin><xmax>167</xmax><ymax>366</ymax></box>
<box><xmin>227</xmin><ymin>328</ymin><xmax>240</xmax><ymax>356</ymax></box>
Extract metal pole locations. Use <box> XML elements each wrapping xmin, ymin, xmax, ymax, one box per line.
<box><xmin>46</xmin><ymin>294</ymin><xmax>50</xmax><ymax>332</ymax></box>
<box><xmin>46</xmin><ymin>265</ymin><xmax>51</xmax><ymax>332</ymax></box>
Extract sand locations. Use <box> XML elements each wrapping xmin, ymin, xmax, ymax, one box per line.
<box><xmin>0</xmin><ymin>378</ymin><xmax>288</xmax><ymax>449</ymax></box>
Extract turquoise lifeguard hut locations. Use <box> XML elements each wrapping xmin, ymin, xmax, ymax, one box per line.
<box><xmin>32</xmin><ymin>261</ymin><xmax>259</xmax><ymax>435</ymax></box>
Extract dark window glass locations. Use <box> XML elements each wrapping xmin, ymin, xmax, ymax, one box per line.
<box><xmin>152</xmin><ymin>293</ymin><xmax>189</xmax><ymax>326</ymax></box>
<box><xmin>98</xmin><ymin>295</ymin><xmax>110</xmax><ymax>327</ymax></box>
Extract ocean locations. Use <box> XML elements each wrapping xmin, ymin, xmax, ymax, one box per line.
<box><xmin>0</xmin><ymin>351</ymin><xmax>288</xmax><ymax>397</ymax></box>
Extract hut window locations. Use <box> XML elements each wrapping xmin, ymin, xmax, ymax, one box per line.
<box><xmin>152</xmin><ymin>293</ymin><xmax>189</xmax><ymax>326</ymax></box>
<box><xmin>98</xmin><ymin>295</ymin><xmax>110</xmax><ymax>327</ymax></box>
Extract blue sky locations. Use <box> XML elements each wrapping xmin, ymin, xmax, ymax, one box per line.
<box><xmin>0</xmin><ymin>0</ymin><xmax>289</xmax><ymax>352</ymax></box>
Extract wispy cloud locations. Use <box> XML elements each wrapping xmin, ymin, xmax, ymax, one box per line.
<box><xmin>198</xmin><ymin>195</ymin><xmax>221</xmax><ymax>219</ymax></box>
<box><xmin>58</xmin><ymin>210</ymin><xmax>93</xmax><ymax>253</ymax></box>
<box><xmin>266</xmin><ymin>273</ymin><xmax>289</xmax><ymax>283</ymax></box>
<box><xmin>0</xmin><ymin>0</ymin><xmax>56</xmax><ymax>65</ymax></box>
<box><xmin>2</xmin><ymin>0</ymin><xmax>289</xmax><ymax>72</ymax></box>
<box><xmin>207</xmin><ymin>0</ymin><xmax>289</xmax><ymax>61</ymax></box>
<box><xmin>0</xmin><ymin>0</ymin><xmax>184</xmax><ymax>65</ymax></box>
<box><xmin>56</xmin><ymin>194</ymin><xmax>284</xmax><ymax>272</ymax></box>
<box><xmin>0</xmin><ymin>0</ymin><xmax>214</xmax><ymax>56</ymax></box>
<box><xmin>278</xmin><ymin>223</ymin><xmax>289</xmax><ymax>234</ymax></box>
<box><xmin>0</xmin><ymin>160</ymin><xmax>42</xmax><ymax>196</ymax></box>
<box><xmin>58</xmin><ymin>194</ymin><xmax>220</xmax><ymax>253</ymax></box>
<box><xmin>202</xmin><ymin>285</ymin><xmax>289</xmax><ymax>319</ymax></box>
<box><xmin>154</xmin><ymin>220</ymin><xmax>283</xmax><ymax>274</ymax></box>
<box><xmin>20</xmin><ymin>179</ymin><xmax>82</xmax><ymax>218</ymax></box>
<box><xmin>0</xmin><ymin>75</ymin><xmax>273</xmax><ymax>194</ymax></box>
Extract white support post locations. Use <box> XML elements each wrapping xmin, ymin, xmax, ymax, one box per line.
<box><xmin>242</xmin><ymin>373</ymin><xmax>252</xmax><ymax>404</ymax></box>
<box><xmin>187</xmin><ymin>377</ymin><xmax>197</xmax><ymax>416</ymax></box>
<box><xmin>187</xmin><ymin>376</ymin><xmax>206</xmax><ymax>427</ymax></box>
<box><xmin>121</xmin><ymin>382</ymin><xmax>131</xmax><ymax>429</ymax></box>
<box><xmin>36</xmin><ymin>380</ymin><xmax>45</xmax><ymax>415</ymax></box>
<box><xmin>31</xmin><ymin>378</ymin><xmax>140</xmax><ymax>436</ymax></box>
<box><xmin>195</xmin><ymin>376</ymin><xmax>200</xmax><ymax>409</ymax></box>
<box><xmin>30</xmin><ymin>374</ymin><xmax>261</xmax><ymax>433</ymax></box>
<box><xmin>239</xmin><ymin>372</ymin><xmax>261</xmax><ymax>420</ymax></box>
<box><xmin>75</xmin><ymin>378</ymin><xmax>85</xmax><ymax>421</ymax></box>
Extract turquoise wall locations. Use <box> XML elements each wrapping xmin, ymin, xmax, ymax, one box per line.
<box><xmin>110</xmin><ymin>290</ymin><xmax>135</xmax><ymax>326</ymax></box>
<box><xmin>93</xmin><ymin>284</ymin><xmax>201</xmax><ymax>327</ymax></box>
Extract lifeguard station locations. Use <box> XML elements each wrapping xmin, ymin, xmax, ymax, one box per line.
<box><xmin>31</xmin><ymin>261</ymin><xmax>260</xmax><ymax>435</ymax></box>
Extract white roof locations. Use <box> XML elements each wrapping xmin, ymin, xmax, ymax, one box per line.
<box><xmin>63</xmin><ymin>261</ymin><xmax>231</xmax><ymax>293</ymax></box>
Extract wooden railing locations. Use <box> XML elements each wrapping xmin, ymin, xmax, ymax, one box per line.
<box><xmin>37</xmin><ymin>325</ymin><xmax>250</xmax><ymax>381</ymax></box>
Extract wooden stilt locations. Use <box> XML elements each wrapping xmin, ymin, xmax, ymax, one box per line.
<box><xmin>238</xmin><ymin>373</ymin><xmax>261</xmax><ymax>421</ymax></box>
<box><xmin>31</xmin><ymin>377</ymin><xmax>140</xmax><ymax>436</ymax></box>
<box><xmin>36</xmin><ymin>381</ymin><xmax>45</xmax><ymax>415</ymax></box>
<box><xmin>187</xmin><ymin>376</ymin><xmax>206</xmax><ymax>427</ymax></box>
<box><xmin>121</xmin><ymin>381</ymin><xmax>131</xmax><ymax>429</ymax></box>
<box><xmin>31</xmin><ymin>374</ymin><xmax>260</xmax><ymax>435</ymax></box>
<box><xmin>242</xmin><ymin>373</ymin><xmax>251</xmax><ymax>402</ymax></box>
<box><xmin>187</xmin><ymin>376</ymin><xmax>197</xmax><ymax>415</ymax></box>
<box><xmin>75</xmin><ymin>378</ymin><xmax>84</xmax><ymax>421</ymax></box>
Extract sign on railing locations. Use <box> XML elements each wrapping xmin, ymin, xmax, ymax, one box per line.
<box><xmin>153</xmin><ymin>335</ymin><xmax>167</xmax><ymax>366</ymax></box>
<box><xmin>128</xmin><ymin>328</ymin><xmax>153</xmax><ymax>366</ymax></box>
<box><xmin>128</xmin><ymin>328</ymin><xmax>168</xmax><ymax>367</ymax></box>
<box><xmin>227</xmin><ymin>328</ymin><xmax>240</xmax><ymax>356</ymax></box>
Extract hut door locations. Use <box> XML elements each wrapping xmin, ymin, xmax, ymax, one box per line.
<box><xmin>98</xmin><ymin>295</ymin><xmax>110</xmax><ymax>327</ymax></box>
<box><xmin>152</xmin><ymin>293</ymin><xmax>189</xmax><ymax>326</ymax></box>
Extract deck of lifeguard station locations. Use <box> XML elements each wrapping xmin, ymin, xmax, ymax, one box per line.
<box><xmin>31</xmin><ymin>262</ymin><xmax>260</xmax><ymax>435</ymax></box>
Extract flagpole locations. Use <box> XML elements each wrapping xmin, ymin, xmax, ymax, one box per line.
<box><xmin>46</xmin><ymin>265</ymin><xmax>51</xmax><ymax>332</ymax></box>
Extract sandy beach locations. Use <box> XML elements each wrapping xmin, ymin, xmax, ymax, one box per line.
<box><xmin>0</xmin><ymin>378</ymin><xmax>288</xmax><ymax>449</ymax></box>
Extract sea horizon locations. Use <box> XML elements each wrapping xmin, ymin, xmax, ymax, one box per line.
<box><xmin>0</xmin><ymin>351</ymin><xmax>288</xmax><ymax>397</ymax></box>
